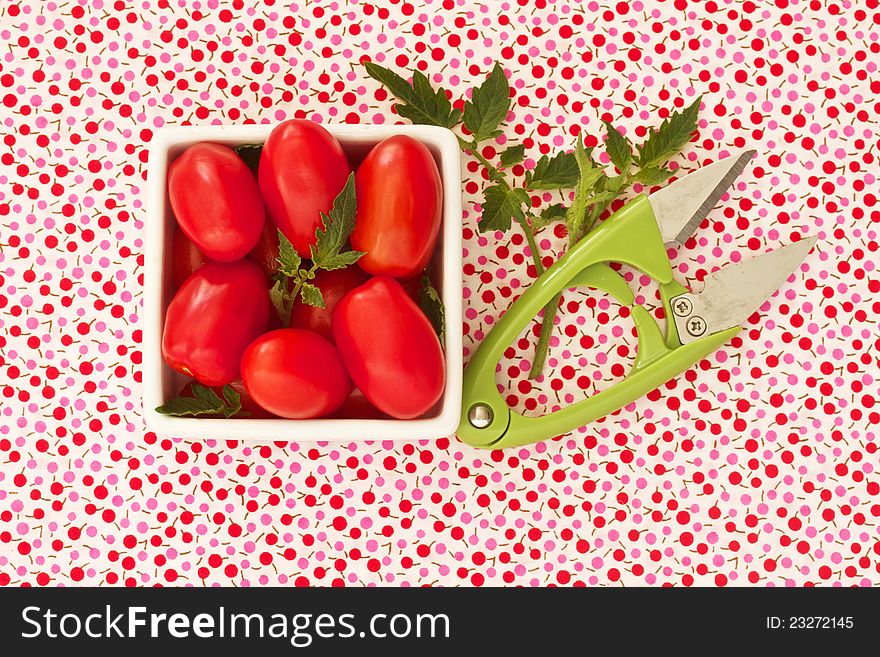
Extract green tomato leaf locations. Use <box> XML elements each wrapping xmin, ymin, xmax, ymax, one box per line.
<box><xmin>191</xmin><ymin>384</ymin><xmax>222</xmax><ymax>407</ymax></box>
<box><xmin>633</xmin><ymin>166</ymin><xmax>674</xmax><ymax>186</ymax></box>
<box><xmin>299</xmin><ymin>282</ymin><xmax>325</xmax><ymax>308</ymax></box>
<box><xmin>419</xmin><ymin>276</ymin><xmax>445</xmax><ymax>344</ymax></box>
<box><xmin>409</xmin><ymin>70</ymin><xmax>460</xmax><ymax>126</ymax></box>
<box><xmin>565</xmin><ymin>136</ymin><xmax>605</xmax><ymax>238</ymax></box>
<box><xmin>156</xmin><ymin>384</ymin><xmax>242</xmax><ymax>418</ymax></box>
<box><xmin>636</xmin><ymin>96</ymin><xmax>702</xmax><ymax>170</ymax></box>
<box><xmin>525</xmin><ymin>151</ymin><xmax>580</xmax><ymax>189</ymax></box>
<box><xmin>269</xmin><ymin>278</ymin><xmax>292</xmax><ymax>327</ymax></box>
<box><xmin>498</xmin><ymin>143</ymin><xmax>526</xmax><ymax>168</ymax></box>
<box><xmin>220</xmin><ymin>385</ymin><xmax>242</xmax><ymax>419</ymax></box>
<box><xmin>530</xmin><ymin>203</ymin><xmax>567</xmax><ymax>234</ymax></box>
<box><xmin>276</xmin><ymin>231</ymin><xmax>301</xmax><ymax>277</ymax></box>
<box><xmin>603</xmin><ymin>173</ymin><xmax>627</xmax><ymax>194</ymax></box>
<box><xmin>155</xmin><ymin>396</ymin><xmax>222</xmax><ymax>417</ymax></box>
<box><xmin>234</xmin><ymin>144</ymin><xmax>262</xmax><ymax>176</ymax></box>
<box><xmin>318</xmin><ymin>250</ymin><xmax>366</xmax><ymax>271</ymax></box>
<box><xmin>479</xmin><ymin>184</ymin><xmax>530</xmax><ymax>233</ymax></box>
<box><xmin>363</xmin><ymin>62</ymin><xmax>461</xmax><ymax>128</ymax></box>
<box><xmin>602</xmin><ymin>121</ymin><xmax>632</xmax><ymax>173</ymax></box>
<box><xmin>311</xmin><ymin>173</ymin><xmax>357</xmax><ymax>267</ymax></box>
<box><xmin>589</xmin><ymin>190</ymin><xmax>619</xmax><ymax>206</ymax></box>
<box><xmin>462</xmin><ymin>63</ymin><xmax>510</xmax><ymax>143</ymax></box>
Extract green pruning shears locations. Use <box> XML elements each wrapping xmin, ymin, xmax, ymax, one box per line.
<box><xmin>458</xmin><ymin>151</ymin><xmax>818</xmax><ymax>449</ymax></box>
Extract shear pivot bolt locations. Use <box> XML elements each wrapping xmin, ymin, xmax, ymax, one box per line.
<box><xmin>687</xmin><ymin>316</ymin><xmax>707</xmax><ymax>337</ymax></box>
<box><xmin>672</xmin><ymin>296</ymin><xmax>693</xmax><ymax>317</ymax></box>
<box><xmin>468</xmin><ymin>404</ymin><xmax>494</xmax><ymax>429</ymax></box>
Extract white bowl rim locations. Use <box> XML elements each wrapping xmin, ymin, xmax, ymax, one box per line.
<box><xmin>142</xmin><ymin>122</ymin><xmax>463</xmax><ymax>441</ymax></box>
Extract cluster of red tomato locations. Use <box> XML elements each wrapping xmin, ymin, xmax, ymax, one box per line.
<box><xmin>161</xmin><ymin>120</ymin><xmax>446</xmax><ymax>420</ymax></box>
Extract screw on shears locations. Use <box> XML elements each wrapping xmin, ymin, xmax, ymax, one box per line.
<box><xmin>456</xmin><ymin>149</ymin><xmax>817</xmax><ymax>449</ymax></box>
<box><xmin>686</xmin><ymin>316</ymin><xmax>707</xmax><ymax>337</ymax></box>
<box><xmin>467</xmin><ymin>403</ymin><xmax>494</xmax><ymax>429</ymax></box>
<box><xmin>672</xmin><ymin>296</ymin><xmax>693</xmax><ymax>317</ymax></box>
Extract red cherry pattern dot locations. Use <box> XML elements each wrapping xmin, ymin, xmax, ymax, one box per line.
<box><xmin>0</xmin><ymin>1</ymin><xmax>878</xmax><ymax>587</ymax></box>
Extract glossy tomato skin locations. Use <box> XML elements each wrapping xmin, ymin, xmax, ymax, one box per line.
<box><xmin>328</xmin><ymin>386</ymin><xmax>388</xmax><ymax>419</ymax></box>
<box><xmin>332</xmin><ymin>277</ymin><xmax>445</xmax><ymax>419</ymax></box>
<box><xmin>258</xmin><ymin>120</ymin><xmax>350</xmax><ymax>257</ymax></box>
<box><xmin>177</xmin><ymin>380</ymin><xmax>277</xmax><ymax>419</ymax></box>
<box><xmin>162</xmin><ymin>260</ymin><xmax>270</xmax><ymax>386</ymax></box>
<box><xmin>241</xmin><ymin>329</ymin><xmax>351</xmax><ymax>419</ymax></box>
<box><xmin>171</xmin><ymin>227</ymin><xmax>210</xmax><ymax>289</ymax></box>
<box><xmin>350</xmin><ymin>135</ymin><xmax>442</xmax><ymax>279</ymax></box>
<box><xmin>291</xmin><ymin>266</ymin><xmax>369</xmax><ymax>340</ymax></box>
<box><xmin>247</xmin><ymin>220</ymin><xmax>281</xmax><ymax>280</ymax></box>
<box><xmin>168</xmin><ymin>143</ymin><xmax>265</xmax><ymax>261</ymax></box>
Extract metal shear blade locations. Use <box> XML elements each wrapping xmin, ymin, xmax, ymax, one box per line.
<box><xmin>669</xmin><ymin>236</ymin><xmax>819</xmax><ymax>344</ymax></box>
<box><xmin>648</xmin><ymin>150</ymin><xmax>758</xmax><ymax>246</ymax></box>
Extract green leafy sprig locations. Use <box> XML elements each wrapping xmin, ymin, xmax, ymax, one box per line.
<box><xmin>419</xmin><ymin>275</ymin><xmax>445</xmax><ymax>344</ymax></box>
<box><xmin>270</xmin><ymin>173</ymin><xmax>366</xmax><ymax>326</ymax></box>
<box><xmin>363</xmin><ymin>62</ymin><xmax>461</xmax><ymax>128</ymax></box>
<box><xmin>156</xmin><ymin>384</ymin><xmax>244</xmax><ymax>418</ymax></box>
<box><xmin>364</xmin><ymin>59</ymin><xmax>701</xmax><ymax>378</ymax></box>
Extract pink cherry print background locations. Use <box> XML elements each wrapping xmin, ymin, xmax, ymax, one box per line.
<box><xmin>0</xmin><ymin>0</ymin><xmax>878</xmax><ymax>587</ymax></box>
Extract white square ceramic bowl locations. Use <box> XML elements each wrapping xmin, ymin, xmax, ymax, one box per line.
<box><xmin>143</xmin><ymin>123</ymin><xmax>463</xmax><ymax>441</ymax></box>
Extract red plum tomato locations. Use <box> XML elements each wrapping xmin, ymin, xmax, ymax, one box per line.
<box><xmin>350</xmin><ymin>135</ymin><xmax>442</xmax><ymax>279</ymax></box>
<box><xmin>328</xmin><ymin>386</ymin><xmax>388</xmax><ymax>419</ymax></box>
<box><xmin>291</xmin><ymin>266</ymin><xmax>370</xmax><ymax>341</ymax></box>
<box><xmin>241</xmin><ymin>329</ymin><xmax>351</xmax><ymax>419</ymax></box>
<box><xmin>168</xmin><ymin>142</ymin><xmax>265</xmax><ymax>261</ymax></box>
<box><xmin>247</xmin><ymin>219</ymin><xmax>282</xmax><ymax>280</ymax></box>
<box><xmin>171</xmin><ymin>227</ymin><xmax>210</xmax><ymax>289</ymax></box>
<box><xmin>258</xmin><ymin>119</ymin><xmax>351</xmax><ymax>257</ymax></box>
<box><xmin>162</xmin><ymin>260</ymin><xmax>270</xmax><ymax>386</ymax></box>
<box><xmin>332</xmin><ymin>276</ymin><xmax>445</xmax><ymax>419</ymax></box>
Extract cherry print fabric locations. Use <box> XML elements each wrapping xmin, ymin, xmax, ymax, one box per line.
<box><xmin>0</xmin><ymin>0</ymin><xmax>878</xmax><ymax>587</ymax></box>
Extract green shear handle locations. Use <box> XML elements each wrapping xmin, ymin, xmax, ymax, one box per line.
<box><xmin>457</xmin><ymin>195</ymin><xmax>740</xmax><ymax>449</ymax></box>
